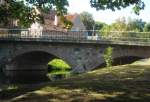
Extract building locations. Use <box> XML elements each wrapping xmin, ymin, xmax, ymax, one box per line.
<box><xmin>41</xmin><ymin>11</ymin><xmax>86</xmax><ymax>31</ymax></box>
<box><xmin>65</xmin><ymin>14</ymin><xmax>86</xmax><ymax>31</ymax></box>
<box><xmin>28</xmin><ymin>10</ymin><xmax>86</xmax><ymax>38</ymax></box>
<box><xmin>41</xmin><ymin>10</ymin><xmax>63</xmax><ymax>31</ymax></box>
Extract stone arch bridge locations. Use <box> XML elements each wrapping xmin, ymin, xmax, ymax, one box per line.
<box><xmin>0</xmin><ymin>30</ymin><xmax>150</xmax><ymax>79</ymax></box>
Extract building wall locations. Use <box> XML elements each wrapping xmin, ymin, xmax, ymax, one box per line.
<box><xmin>71</xmin><ymin>15</ymin><xmax>86</xmax><ymax>31</ymax></box>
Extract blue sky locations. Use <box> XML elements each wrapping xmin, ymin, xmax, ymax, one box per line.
<box><xmin>68</xmin><ymin>0</ymin><xmax>150</xmax><ymax>24</ymax></box>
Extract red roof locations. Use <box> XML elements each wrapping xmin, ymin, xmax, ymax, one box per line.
<box><xmin>65</xmin><ymin>14</ymin><xmax>78</xmax><ymax>22</ymax></box>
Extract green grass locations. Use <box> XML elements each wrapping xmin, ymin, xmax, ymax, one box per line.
<box><xmin>132</xmin><ymin>58</ymin><xmax>150</xmax><ymax>65</ymax></box>
<box><xmin>0</xmin><ymin>64</ymin><xmax>150</xmax><ymax>102</ymax></box>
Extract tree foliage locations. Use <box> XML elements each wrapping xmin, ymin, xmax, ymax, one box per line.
<box><xmin>100</xmin><ymin>17</ymin><xmax>146</xmax><ymax>32</ymax></box>
<box><xmin>0</xmin><ymin>0</ymin><xmax>69</xmax><ymax>28</ymax></box>
<box><xmin>80</xmin><ymin>11</ymin><xmax>95</xmax><ymax>30</ymax></box>
<box><xmin>127</xmin><ymin>18</ymin><xmax>146</xmax><ymax>32</ymax></box>
<box><xmin>94</xmin><ymin>21</ymin><xmax>106</xmax><ymax>30</ymax></box>
<box><xmin>144</xmin><ymin>23</ymin><xmax>150</xmax><ymax>32</ymax></box>
<box><xmin>0</xmin><ymin>0</ymin><xmax>31</xmax><ymax>27</ymax></box>
<box><xmin>0</xmin><ymin>0</ymin><xmax>145</xmax><ymax>27</ymax></box>
<box><xmin>26</xmin><ymin>0</ymin><xmax>69</xmax><ymax>16</ymax></box>
<box><xmin>111</xmin><ymin>17</ymin><xmax>127</xmax><ymax>31</ymax></box>
<box><xmin>103</xmin><ymin>46</ymin><xmax>113</xmax><ymax>67</ymax></box>
<box><xmin>90</xmin><ymin>0</ymin><xmax>145</xmax><ymax>15</ymax></box>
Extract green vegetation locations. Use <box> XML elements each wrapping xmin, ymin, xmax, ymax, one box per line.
<box><xmin>0</xmin><ymin>0</ymin><xmax>145</xmax><ymax>28</ymax></box>
<box><xmin>79</xmin><ymin>12</ymin><xmax>150</xmax><ymax>41</ymax></box>
<box><xmin>0</xmin><ymin>0</ymin><xmax>69</xmax><ymax>28</ymax></box>
<box><xmin>100</xmin><ymin>17</ymin><xmax>147</xmax><ymax>33</ymax></box>
<box><xmin>0</xmin><ymin>0</ymin><xmax>32</xmax><ymax>27</ymax></box>
<box><xmin>47</xmin><ymin>59</ymin><xmax>71</xmax><ymax>80</ymax></box>
<box><xmin>0</xmin><ymin>63</ymin><xmax>150</xmax><ymax>102</ymax></box>
<box><xmin>80</xmin><ymin>12</ymin><xmax>95</xmax><ymax>31</ymax></box>
<box><xmin>90</xmin><ymin>0</ymin><xmax>145</xmax><ymax>15</ymax></box>
<box><xmin>103</xmin><ymin>47</ymin><xmax>113</xmax><ymax>67</ymax></box>
<box><xmin>48</xmin><ymin>59</ymin><xmax>70</xmax><ymax>70</ymax></box>
<box><xmin>144</xmin><ymin>23</ymin><xmax>150</xmax><ymax>32</ymax></box>
<box><xmin>132</xmin><ymin>58</ymin><xmax>150</xmax><ymax>65</ymax></box>
<box><xmin>97</xmin><ymin>17</ymin><xmax>150</xmax><ymax>41</ymax></box>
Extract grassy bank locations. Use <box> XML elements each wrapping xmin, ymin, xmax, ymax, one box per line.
<box><xmin>0</xmin><ymin>64</ymin><xmax>150</xmax><ymax>102</ymax></box>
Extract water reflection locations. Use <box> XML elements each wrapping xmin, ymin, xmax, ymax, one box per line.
<box><xmin>0</xmin><ymin>70</ymin><xmax>71</xmax><ymax>84</ymax></box>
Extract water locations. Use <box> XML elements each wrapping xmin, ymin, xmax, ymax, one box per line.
<box><xmin>0</xmin><ymin>71</ymin><xmax>71</xmax><ymax>84</ymax></box>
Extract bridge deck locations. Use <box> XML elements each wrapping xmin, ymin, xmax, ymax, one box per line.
<box><xmin>0</xmin><ymin>29</ymin><xmax>150</xmax><ymax>46</ymax></box>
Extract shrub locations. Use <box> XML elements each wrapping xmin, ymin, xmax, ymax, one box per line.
<box><xmin>48</xmin><ymin>59</ymin><xmax>71</xmax><ymax>70</ymax></box>
<box><xmin>103</xmin><ymin>46</ymin><xmax>113</xmax><ymax>67</ymax></box>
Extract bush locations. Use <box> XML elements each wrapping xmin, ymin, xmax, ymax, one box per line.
<box><xmin>48</xmin><ymin>59</ymin><xmax>71</xmax><ymax>80</ymax></box>
<box><xmin>48</xmin><ymin>59</ymin><xmax>71</xmax><ymax>71</ymax></box>
<box><xmin>103</xmin><ymin>46</ymin><xmax>113</xmax><ymax>67</ymax></box>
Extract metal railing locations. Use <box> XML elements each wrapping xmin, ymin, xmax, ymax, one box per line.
<box><xmin>0</xmin><ymin>29</ymin><xmax>150</xmax><ymax>43</ymax></box>
<box><xmin>0</xmin><ymin>29</ymin><xmax>87</xmax><ymax>40</ymax></box>
<box><xmin>99</xmin><ymin>31</ymin><xmax>150</xmax><ymax>42</ymax></box>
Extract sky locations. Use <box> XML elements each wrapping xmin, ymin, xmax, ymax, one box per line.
<box><xmin>68</xmin><ymin>0</ymin><xmax>150</xmax><ymax>24</ymax></box>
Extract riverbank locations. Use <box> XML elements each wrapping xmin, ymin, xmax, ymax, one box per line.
<box><xmin>0</xmin><ymin>64</ymin><xmax>150</xmax><ymax>102</ymax></box>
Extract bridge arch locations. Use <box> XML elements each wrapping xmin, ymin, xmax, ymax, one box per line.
<box><xmin>5</xmin><ymin>50</ymin><xmax>72</xmax><ymax>81</ymax></box>
<box><xmin>112</xmin><ymin>56</ymin><xmax>143</xmax><ymax>65</ymax></box>
<box><xmin>93</xmin><ymin>54</ymin><xmax>145</xmax><ymax>70</ymax></box>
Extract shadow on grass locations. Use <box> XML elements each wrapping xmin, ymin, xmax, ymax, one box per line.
<box><xmin>0</xmin><ymin>65</ymin><xmax>150</xmax><ymax>102</ymax></box>
<box><xmin>0</xmin><ymin>84</ymin><xmax>42</xmax><ymax>100</ymax></box>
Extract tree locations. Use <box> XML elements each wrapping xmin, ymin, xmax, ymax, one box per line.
<box><xmin>144</xmin><ymin>23</ymin><xmax>150</xmax><ymax>32</ymax></box>
<box><xmin>0</xmin><ymin>0</ymin><xmax>32</xmax><ymax>27</ymax></box>
<box><xmin>80</xmin><ymin>11</ymin><xmax>94</xmax><ymax>30</ymax></box>
<box><xmin>127</xmin><ymin>18</ymin><xmax>146</xmax><ymax>32</ymax></box>
<box><xmin>101</xmin><ymin>17</ymin><xmax>127</xmax><ymax>32</ymax></box>
<box><xmin>90</xmin><ymin>0</ymin><xmax>145</xmax><ymax>15</ymax></box>
<box><xmin>100</xmin><ymin>17</ymin><xmax>146</xmax><ymax>32</ymax></box>
<box><xmin>27</xmin><ymin>0</ymin><xmax>145</xmax><ymax>15</ymax></box>
<box><xmin>26</xmin><ymin>0</ymin><xmax>69</xmax><ymax>16</ymax></box>
<box><xmin>94</xmin><ymin>21</ymin><xmax>106</xmax><ymax>30</ymax></box>
<box><xmin>0</xmin><ymin>0</ymin><xmax>145</xmax><ymax>27</ymax></box>
<box><xmin>111</xmin><ymin>17</ymin><xmax>127</xmax><ymax>31</ymax></box>
<box><xmin>0</xmin><ymin>0</ymin><xmax>69</xmax><ymax>28</ymax></box>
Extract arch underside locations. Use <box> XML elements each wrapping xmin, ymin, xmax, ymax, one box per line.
<box><xmin>93</xmin><ymin>55</ymin><xmax>144</xmax><ymax>70</ymax></box>
<box><xmin>112</xmin><ymin>56</ymin><xmax>143</xmax><ymax>65</ymax></box>
<box><xmin>5</xmin><ymin>51</ymin><xmax>71</xmax><ymax>81</ymax></box>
